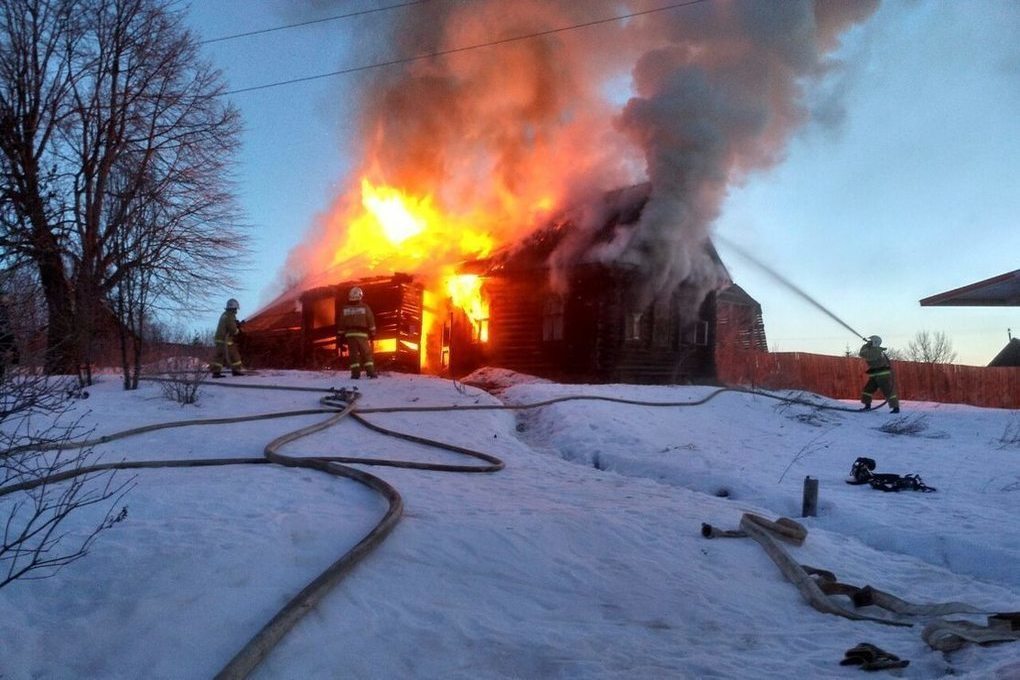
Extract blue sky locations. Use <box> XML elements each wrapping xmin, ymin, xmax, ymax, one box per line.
<box><xmin>184</xmin><ymin>1</ymin><xmax>1020</xmax><ymax>366</ymax></box>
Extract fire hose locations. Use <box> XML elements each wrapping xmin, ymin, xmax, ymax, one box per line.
<box><xmin>1</xmin><ymin>379</ymin><xmax>886</xmax><ymax>678</ymax></box>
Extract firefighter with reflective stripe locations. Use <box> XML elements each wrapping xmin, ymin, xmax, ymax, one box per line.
<box><xmin>339</xmin><ymin>287</ymin><xmax>376</xmax><ymax>379</ymax></box>
<box><xmin>859</xmin><ymin>335</ymin><xmax>900</xmax><ymax>413</ymax></box>
<box><xmin>210</xmin><ymin>298</ymin><xmax>245</xmax><ymax>378</ymax></box>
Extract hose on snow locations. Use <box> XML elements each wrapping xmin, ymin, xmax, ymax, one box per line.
<box><xmin>1</xmin><ymin>376</ymin><xmax>884</xmax><ymax>679</ymax></box>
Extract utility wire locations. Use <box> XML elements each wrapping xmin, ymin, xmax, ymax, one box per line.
<box><xmin>222</xmin><ymin>0</ymin><xmax>710</xmax><ymax>96</ymax></box>
<box><xmin>200</xmin><ymin>0</ymin><xmax>432</xmax><ymax>45</ymax></box>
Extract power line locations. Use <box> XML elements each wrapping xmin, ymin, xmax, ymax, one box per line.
<box><xmin>222</xmin><ymin>0</ymin><xmax>710</xmax><ymax>96</ymax></box>
<box><xmin>200</xmin><ymin>0</ymin><xmax>432</xmax><ymax>45</ymax></box>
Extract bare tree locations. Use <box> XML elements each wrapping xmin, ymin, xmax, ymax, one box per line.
<box><xmin>0</xmin><ymin>0</ymin><xmax>246</xmax><ymax>380</ymax></box>
<box><xmin>1</xmin><ymin>367</ymin><xmax>131</xmax><ymax>589</ymax></box>
<box><xmin>906</xmin><ymin>330</ymin><xmax>957</xmax><ymax>364</ymax></box>
<box><xmin>884</xmin><ymin>346</ymin><xmax>907</xmax><ymax>361</ymax></box>
<box><xmin>0</xmin><ymin>0</ymin><xmax>79</xmax><ymax>374</ymax></box>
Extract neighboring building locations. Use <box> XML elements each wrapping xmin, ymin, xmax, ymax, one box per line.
<box><xmin>920</xmin><ymin>269</ymin><xmax>1020</xmax><ymax>307</ymax></box>
<box><xmin>920</xmin><ymin>269</ymin><xmax>1020</xmax><ymax>367</ymax></box>
<box><xmin>241</xmin><ymin>186</ymin><xmax>766</xmax><ymax>384</ymax></box>
<box><xmin>988</xmin><ymin>338</ymin><xmax>1020</xmax><ymax>368</ymax></box>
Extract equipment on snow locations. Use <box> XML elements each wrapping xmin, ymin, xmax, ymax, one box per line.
<box><xmin>840</xmin><ymin>643</ymin><xmax>909</xmax><ymax>671</ymax></box>
<box><xmin>327</xmin><ymin>386</ymin><xmax>361</xmax><ymax>404</ymax></box>
<box><xmin>846</xmin><ymin>457</ymin><xmax>936</xmax><ymax>492</ymax></box>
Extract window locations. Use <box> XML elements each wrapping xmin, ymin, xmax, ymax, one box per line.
<box><xmin>542</xmin><ymin>296</ymin><xmax>564</xmax><ymax>341</ymax></box>
<box><xmin>625</xmin><ymin>311</ymin><xmax>642</xmax><ymax>342</ymax></box>
<box><xmin>308</xmin><ymin>296</ymin><xmax>334</xmax><ymax>329</ymax></box>
<box><xmin>684</xmin><ymin>320</ymin><xmax>709</xmax><ymax>346</ymax></box>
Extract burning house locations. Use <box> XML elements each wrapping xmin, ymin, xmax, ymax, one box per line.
<box><xmin>240</xmin><ymin>275</ymin><xmax>423</xmax><ymax>371</ymax></box>
<box><xmin>239</xmin><ymin>2</ymin><xmax>872</xmax><ymax>383</ymax></box>
<box><xmin>241</xmin><ymin>185</ymin><xmax>766</xmax><ymax>383</ymax></box>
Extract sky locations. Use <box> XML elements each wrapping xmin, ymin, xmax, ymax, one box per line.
<box><xmin>181</xmin><ymin>0</ymin><xmax>1020</xmax><ymax>366</ymax></box>
<box><xmin>2</xmin><ymin>369</ymin><xmax>1019</xmax><ymax>678</ymax></box>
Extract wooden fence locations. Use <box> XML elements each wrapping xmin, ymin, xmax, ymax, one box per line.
<box><xmin>717</xmin><ymin>350</ymin><xmax>1020</xmax><ymax>410</ymax></box>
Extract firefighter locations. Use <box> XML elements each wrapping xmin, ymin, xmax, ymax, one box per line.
<box><xmin>210</xmin><ymin>298</ymin><xmax>245</xmax><ymax>378</ymax></box>
<box><xmin>859</xmin><ymin>335</ymin><xmax>900</xmax><ymax>413</ymax></box>
<box><xmin>339</xmin><ymin>286</ymin><xmax>377</xmax><ymax>379</ymax></box>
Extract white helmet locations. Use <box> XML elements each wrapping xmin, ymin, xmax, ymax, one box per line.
<box><xmin>869</xmin><ymin>335</ymin><xmax>882</xmax><ymax>347</ymax></box>
<box><xmin>348</xmin><ymin>287</ymin><xmax>363</xmax><ymax>302</ymax></box>
<box><xmin>226</xmin><ymin>298</ymin><xmax>240</xmax><ymax>311</ymax></box>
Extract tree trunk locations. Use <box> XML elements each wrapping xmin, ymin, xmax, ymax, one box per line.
<box><xmin>36</xmin><ymin>251</ymin><xmax>77</xmax><ymax>375</ymax></box>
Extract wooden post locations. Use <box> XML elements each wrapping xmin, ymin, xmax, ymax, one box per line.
<box><xmin>802</xmin><ymin>476</ymin><xmax>818</xmax><ymax>517</ymax></box>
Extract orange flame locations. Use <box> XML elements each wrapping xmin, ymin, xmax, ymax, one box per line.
<box><xmin>446</xmin><ymin>274</ymin><xmax>489</xmax><ymax>343</ymax></box>
<box><xmin>324</xmin><ymin>178</ymin><xmax>497</xmax><ymax>274</ymax></box>
<box><xmin>317</xmin><ymin>179</ymin><xmax>505</xmax><ymax>370</ymax></box>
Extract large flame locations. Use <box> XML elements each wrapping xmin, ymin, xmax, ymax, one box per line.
<box><xmin>325</xmin><ymin>178</ymin><xmax>507</xmax><ymax>367</ymax></box>
<box><xmin>329</xmin><ymin>178</ymin><xmax>497</xmax><ymax>274</ymax></box>
<box><xmin>276</xmin><ymin>0</ymin><xmax>880</xmax><ymax>373</ymax></box>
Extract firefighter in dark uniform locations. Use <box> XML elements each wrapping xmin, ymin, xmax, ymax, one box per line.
<box><xmin>210</xmin><ymin>298</ymin><xmax>245</xmax><ymax>377</ymax></box>
<box><xmin>859</xmin><ymin>334</ymin><xmax>900</xmax><ymax>413</ymax></box>
<box><xmin>339</xmin><ymin>286</ymin><xmax>377</xmax><ymax>379</ymax></box>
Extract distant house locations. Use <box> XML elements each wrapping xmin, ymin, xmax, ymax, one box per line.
<box><xmin>988</xmin><ymin>338</ymin><xmax>1020</xmax><ymax>368</ymax></box>
<box><xmin>241</xmin><ymin>185</ymin><xmax>766</xmax><ymax>384</ymax></box>
<box><xmin>920</xmin><ymin>269</ymin><xmax>1020</xmax><ymax>366</ymax></box>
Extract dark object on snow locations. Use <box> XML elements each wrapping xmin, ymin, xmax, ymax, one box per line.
<box><xmin>840</xmin><ymin>642</ymin><xmax>909</xmax><ymax>671</ymax></box>
<box><xmin>849</xmin><ymin>457</ymin><xmax>877</xmax><ymax>483</ymax></box>
<box><xmin>846</xmin><ymin>457</ymin><xmax>936</xmax><ymax>493</ymax></box>
<box><xmin>802</xmin><ymin>475</ymin><xmax>818</xmax><ymax>517</ymax></box>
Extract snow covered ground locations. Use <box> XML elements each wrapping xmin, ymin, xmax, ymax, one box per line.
<box><xmin>2</xmin><ymin>368</ymin><xmax>1019</xmax><ymax>679</ymax></box>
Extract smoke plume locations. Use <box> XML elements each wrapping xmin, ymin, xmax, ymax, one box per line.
<box><xmin>285</xmin><ymin>0</ymin><xmax>878</xmax><ymax>308</ymax></box>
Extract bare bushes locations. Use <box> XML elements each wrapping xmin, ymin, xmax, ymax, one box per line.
<box><xmin>1</xmin><ymin>369</ymin><xmax>131</xmax><ymax>589</ymax></box>
<box><xmin>878</xmin><ymin>415</ymin><xmax>930</xmax><ymax>436</ymax></box>
<box><xmin>153</xmin><ymin>355</ymin><xmax>206</xmax><ymax>405</ymax></box>
<box><xmin>877</xmin><ymin>414</ymin><xmax>948</xmax><ymax>439</ymax></box>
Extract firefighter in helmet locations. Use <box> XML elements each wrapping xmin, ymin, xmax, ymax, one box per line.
<box><xmin>339</xmin><ymin>286</ymin><xmax>377</xmax><ymax>379</ymax></box>
<box><xmin>210</xmin><ymin>298</ymin><xmax>245</xmax><ymax>378</ymax></box>
<box><xmin>859</xmin><ymin>334</ymin><xmax>900</xmax><ymax>413</ymax></box>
